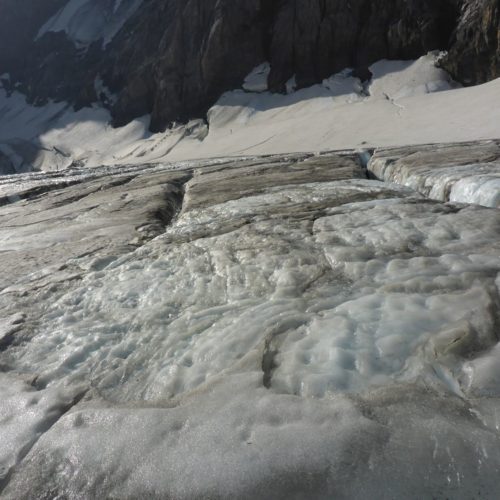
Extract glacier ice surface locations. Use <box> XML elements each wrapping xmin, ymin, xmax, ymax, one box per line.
<box><xmin>0</xmin><ymin>151</ymin><xmax>500</xmax><ymax>497</ymax></box>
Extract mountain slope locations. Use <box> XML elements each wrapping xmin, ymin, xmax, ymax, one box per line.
<box><xmin>0</xmin><ymin>0</ymin><xmax>499</xmax><ymax>131</ymax></box>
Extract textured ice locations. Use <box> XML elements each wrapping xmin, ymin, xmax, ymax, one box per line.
<box><xmin>274</xmin><ymin>201</ymin><xmax>500</xmax><ymax>396</ymax></box>
<box><xmin>1</xmin><ymin>152</ymin><xmax>500</xmax><ymax>497</ymax></box>
<box><xmin>0</xmin><ymin>373</ymin><xmax>82</xmax><ymax>488</ymax></box>
<box><xmin>5</xmin><ymin>376</ymin><xmax>500</xmax><ymax>499</ymax></box>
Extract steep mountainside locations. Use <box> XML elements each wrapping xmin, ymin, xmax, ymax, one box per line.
<box><xmin>0</xmin><ymin>0</ymin><xmax>499</xmax><ymax>131</ymax></box>
<box><xmin>441</xmin><ymin>0</ymin><xmax>500</xmax><ymax>83</ymax></box>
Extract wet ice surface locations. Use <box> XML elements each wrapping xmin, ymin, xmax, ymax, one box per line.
<box><xmin>0</xmin><ymin>374</ymin><xmax>77</xmax><ymax>488</ymax></box>
<box><xmin>1</xmin><ymin>149</ymin><xmax>500</xmax><ymax>498</ymax></box>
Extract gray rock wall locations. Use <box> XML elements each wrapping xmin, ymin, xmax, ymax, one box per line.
<box><xmin>0</xmin><ymin>0</ymin><xmax>498</xmax><ymax>131</ymax></box>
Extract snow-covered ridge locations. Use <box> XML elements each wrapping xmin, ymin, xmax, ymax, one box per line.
<box><xmin>36</xmin><ymin>0</ymin><xmax>143</xmax><ymax>47</ymax></box>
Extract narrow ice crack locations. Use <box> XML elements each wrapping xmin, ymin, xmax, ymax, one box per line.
<box><xmin>383</xmin><ymin>93</ymin><xmax>406</xmax><ymax>116</ymax></box>
<box><xmin>262</xmin><ymin>337</ymin><xmax>279</xmax><ymax>389</ymax></box>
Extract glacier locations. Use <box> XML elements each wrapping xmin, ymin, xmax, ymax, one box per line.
<box><xmin>369</xmin><ymin>140</ymin><xmax>500</xmax><ymax>208</ymax></box>
<box><xmin>1</xmin><ymin>47</ymin><xmax>500</xmax><ymax>497</ymax></box>
<box><xmin>0</xmin><ymin>149</ymin><xmax>500</xmax><ymax>497</ymax></box>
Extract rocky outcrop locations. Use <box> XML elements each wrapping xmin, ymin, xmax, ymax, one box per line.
<box><xmin>266</xmin><ymin>0</ymin><xmax>460</xmax><ymax>91</ymax></box>
<box><xmin>0</xmin><ymin>0</ymin><xmax>498</xmax><ymax>131</ymax></box>
<box><xmin>105</xmin><ymin>0</ymin><xmax>269</xmax><ymax>130</ymax></box>
<box><xmin>442</xmin><ymin>0</ymin><xmax>500</xmax><ymax>84</ymax></box>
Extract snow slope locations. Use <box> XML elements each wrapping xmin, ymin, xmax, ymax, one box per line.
<box><xmin>1</xmin><ymin>53</ymin><xmax>499</xmax><ymax>171</ymax></box>
<box><xmin>0</xmin><ymin>87</ymin><xmax>191</xmax><ymax>172</ymax></box>
<box><xmin>36</xmin><ymin>0</ymin><xmax>143</xmax><ymax>47</ymax></box>
<box><xmin>176</xmin><ymin>53</ymin><xmax>498</xmax><ymax>159</ymax></box>
<box><xmin>3</xmin><ymin>53</ymin><xmax>498</xmax><ymax>206</ymax></box>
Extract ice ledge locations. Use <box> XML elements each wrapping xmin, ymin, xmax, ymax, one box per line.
<box><xmin>369</xmin><ymin>139</ymin><xmax>500</xmax><ymax>208</ymax></box>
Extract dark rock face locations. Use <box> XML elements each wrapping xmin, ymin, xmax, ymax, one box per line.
<box><xmin>106</xmin><ymin>0</ymin><xmax>269</xmax><ymax>130</ymax></box>
<box><xmin>0</xmin><ymin>1</ymin><xmax>102</xmax><ymax>107</ymax></box>
<box><xmin>442</xmin><ymin>0</ymin><xmax>500</xmax><ymax>84</ymax></box>
<box><xmin>266</xmin><ymin>0</ymin><xmax>461</xmax><ymax>91</ymax></box>
<box><xmin>112</xmin><ymin>0</ymin><xmax>462</xmax><ymax>128</ymax></box>
<box><xmin>0</xmin><ymin>0</ymin><xmax>66</xmax><ymax>73</ymax></box>
<box><xmin>0</xmin><ymin>151</ymin><xmax>16</xmax><ymax>176</ymax></box>
<box><xmin>0</xmin><ymin>0</ymin><xmax>498</xmax><ymax>131</ymax></box>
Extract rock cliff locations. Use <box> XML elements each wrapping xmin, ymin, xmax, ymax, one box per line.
<box><xmin>0</xmin><ymin>0</ymin><xmax>498</xmax><ymax>131</ymax></box>
<box><xmin>442</xmin><ymin>0</ymin><xmax>500</xmax><ymax>84</ymax></box>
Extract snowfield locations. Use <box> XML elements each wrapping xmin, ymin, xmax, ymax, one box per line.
<box><xmin>1</xmin><ymin>53</ymin><xmax>499</xmax><ymax>171</ymax></box>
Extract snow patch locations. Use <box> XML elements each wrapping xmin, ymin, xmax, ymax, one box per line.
<box><xmin>286</xmin><ymin>75</ymin><xmax>297</xmax><ymax>94</ymax></box>
<box><xmin>368</xmin><ymin>53</ymin><xmax>459</xmax><ymax>100</ymax></box>
<box><xmin>94</xmin><ymin>76</ymin><xmax>118</xmax><ymax>106</ymax></box>
<box><xmin>243</xmin><ymin>62</ymin><xmax>270</xmax><ymax>93</ymax></box>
